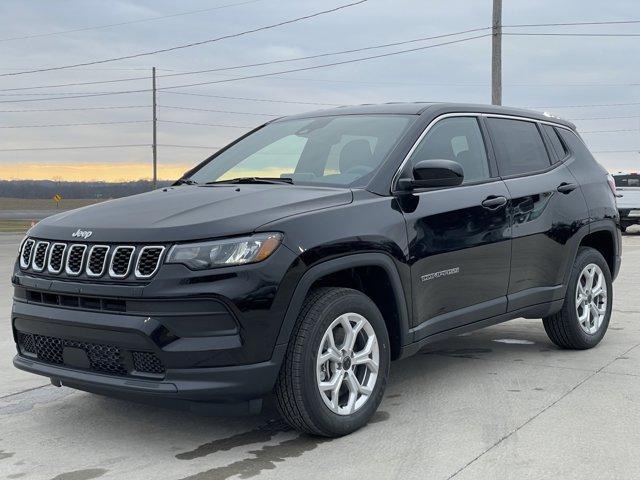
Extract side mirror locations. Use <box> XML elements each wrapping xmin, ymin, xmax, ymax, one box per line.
<box><xmin>398</xmin><ymin>159</ymin><xmax>464</xmax><ymax>190</ymax></box>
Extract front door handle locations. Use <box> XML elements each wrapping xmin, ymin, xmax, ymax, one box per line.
<box><xmin>481</xmin><ymin>195</ymin><xmax>507</xmax><ymax>210</ymax></box>
<box><xmin>557</xmin><ymin>182</ymin><xmax>578</xmax><ymax>194</ymax></box>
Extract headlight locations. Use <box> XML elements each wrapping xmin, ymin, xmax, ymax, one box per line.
<box><xmin>166</xmin><ymin>233</ymin><xmax>283</xmax><ymax>270</ymax></box>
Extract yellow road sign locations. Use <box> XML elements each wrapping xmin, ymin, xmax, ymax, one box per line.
<box><xmin>53</xmin><ymin>194</ymin><xmax>62</xmax><ymax>204</ymax></box>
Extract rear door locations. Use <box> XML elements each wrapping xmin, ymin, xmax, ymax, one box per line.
<box><xmin>396</xmin><ymin>115</ymin><xmax>511</xmax><ymax>340</ymax></box>
<box><xmin>485</xmin><ymin>116</ymin><xmax>589</xmax><ymax>311</ymax></box>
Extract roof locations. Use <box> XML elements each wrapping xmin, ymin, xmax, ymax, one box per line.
<box><xmin>278</xmin><ymin>102</ymin><xmax>576</xmax><ymax>129</ymax></box>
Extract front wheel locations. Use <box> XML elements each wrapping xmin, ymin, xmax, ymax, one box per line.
<box><xmin>275</xmin><ymin>287</ymin><xmax>390</xmax><ymax>437</ymax></box>
<box><xmin>543</xmin><ymin>247</ymin><xmax>613</xmax><ymax>349</ymax></box>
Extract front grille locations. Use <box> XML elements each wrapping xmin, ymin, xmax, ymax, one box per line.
<box><xmin>86</xmin><ymin>245</ymin><xmax>109</xmax><ymax>277</ymax></box>
<box><xmin>66</xmin><ymin>244</ymin><xmax>86</xmax><ymax>275</ymax></box>
<box><xmin>19</xmin><ymin>238</ymin><xmax>165</xmax><ymax>280</ymax></box>
<box><xmin>109</xmin><ymin>246</ymin><xmax>135</xmax><ymax>278</ymax></box>
<box><xmin>20</xmin><ymin>239</ymin><xmax>35</xmax><ymax>268</ymax></box>
<box><xmin>16</xmin><ymin>331</ymin><xmax>165</xmax><ymax>377</ymax></box>
<box><xmin>32</xmin><ymin>241</ymin><xmax>49</xmax><ymax>272</ymax></box>
<box><xmin>135</xmin><ymin>246</ymin><xmax>165</xmax><ymax>278</ymax></box>
<box><xmin>47</xmin><ymin>243</ymin><xmax>66</xmax><ymax>273</ymax></box>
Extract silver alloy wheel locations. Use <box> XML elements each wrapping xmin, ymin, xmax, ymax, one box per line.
<box><xmin>576</xmin><ymin>263</ymin><xmax>608</xmax><ymax>335</ymax></box>
<box><xmin>316</xmin><ymin>312</ymin><xmax>380</xmax><ymax>415</ymax></box>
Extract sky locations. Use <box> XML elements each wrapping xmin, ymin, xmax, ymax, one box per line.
<box><xmin>0</xmin><ymin>0</ymin><xmax>639</xmax><ymax>182</ymax></box>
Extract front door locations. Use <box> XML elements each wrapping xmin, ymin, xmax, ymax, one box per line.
<box><xmin>396</xmin><ymin>115</ymin><xmax>511</xmax><ymax>340</ymax></box>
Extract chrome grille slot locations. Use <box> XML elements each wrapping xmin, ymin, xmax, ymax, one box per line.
<box><xmin>20</xmin><ymin>238</ymin><xmax>35</xmax><ymax>269</ymax></box>
<box><xmin>18</xmin><ymin>238</ymin><xmax>165</xmax><ymax>280</ymax></box>
<box><xmin>86</xmin><ymin>245</ymin><xmax>110</xmax><ymax>277</ymax></box>
<box><xmin>109</xmin><ymin>246</ymin><xmax>135</xmax><ymax>278</ymax></box>
<box><xmin>47</xmin><ymin>243</ymin><xmax>66</xmax><ymax>274</ymax></box>
<box><xmin>65</xmin><ymin>244</ymin><xmax>87</xmax><ymax>276</ymax></box>
<box><xmin>135</xmin><ymin>246</ymin><xmax>165</xmax><ymax>279</ymax></box>
<box><xmin>31</xmin><ymin>241</ymin><xmax>49</xmax><ymax>272</ymax></box>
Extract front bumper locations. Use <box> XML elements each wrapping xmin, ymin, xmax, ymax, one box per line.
<box><xmin>11</xmin><ymin>299</ymin><xmax>286</xmax><ymax>414</ymax></box>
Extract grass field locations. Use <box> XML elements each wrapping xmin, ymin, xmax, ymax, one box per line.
<box><xmin>0</xmin><ymin>219</ymin><xmax>33</xmax><ymax>233</ymax></box>
<box><xmin>0</xmin><ymin>197</ymin><xmax>103</xmax><ymax>211</ymax></box>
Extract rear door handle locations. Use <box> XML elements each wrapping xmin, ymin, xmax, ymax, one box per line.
<box><xmin>557</xmin><ymin>182</ymin><xmax>578</xmax><ymax>194</ymax></box>
<box><xmin>481</xmin><ymin>195</ymin><xmax>507</xmax><ymax>210</ymax></box>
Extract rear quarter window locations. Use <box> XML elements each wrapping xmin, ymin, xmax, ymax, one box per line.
<box><xmin>541</xmin><ymin>124</ymin><xmax>568</xmax><ymax>162</ymax></box>
<box><xmin>487</xmin><ymin>118</ymin><xmax>552</xmax><ymax>176</ymax></box>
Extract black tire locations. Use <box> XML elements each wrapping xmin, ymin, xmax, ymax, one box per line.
<box><xmin>543</xmin><ymin>247</ymin><xmax>613</xmax><ymax>349</ymax></box>
<box><xmin>275</xmin><ymin>287</ymin><xmax>390</xmax><ymax>437</ymax></box>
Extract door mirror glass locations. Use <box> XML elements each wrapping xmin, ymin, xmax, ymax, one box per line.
<box><xmin>399</xmin><ymin>159</ymin><xmax>464</xmax><ymax>190</ymax></box>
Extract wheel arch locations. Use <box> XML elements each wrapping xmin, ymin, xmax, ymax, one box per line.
<box><xmin>275</xmin><ymin>253</ymin><xmax>410</xmax><ymax>361</ymax></box>
<box><xmin>563</xmin><ymin>220</ymin><xmax>620</xmax><ymax>291</ymax></box>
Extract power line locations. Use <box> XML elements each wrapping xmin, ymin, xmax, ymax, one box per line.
<box><xmin>529</xmin><ymin>101</ymin><xmax>640</xmax><ymax>109</ymax></box>
<box><xmin>160</xmin><ymin>120</ymin><xmax>253</xmax><ymax>129</ymax></box>
<box><xmin>153</xmin><ymin>34</ymin><xmax>490</xmax><ymax>91</ymax></box>
<box><xmin>592</xmin><ymin>149</ymin><xmax>640</xmax><ymax>153</ymax></box>
<box><xmin>162</xmin><ymin>91</ymin><xmax>342</xmax><ymax>106</ymax></box>
<box><xmin>0</xmin><ymin>105</ymin><xmax>149</xmax><ymax>113</ymax></box>
<box><xmin>159</xmin><ymin>105</ymin><xmax>279</xmax><ymax>116</ymax></box>
<box><xmin>0</xmin><ymin>144</ymin><xmax>149</xmax><ymax>152</ymax></box>
<box><xmin>581</xmin><ymin>129</ymin><xmax>640</xmax><ymax>134</ymax></box>
<box><xmin>0</xmin><ymin>89</ymin><xmax>148</xmax><ymax>103</ymax></box>
<box><xmin>0</xmin><ymin>1</ymin><xmax>368</xmax><ymax>77</ymax></box>
<box><xmin>568</xmin><ymin>114</ymin><xmax>640</xmax><ymax>120</ymax></box>
<box><xmin>0</xmin><ymin>144</ymin><xmax>220</xmax><ymax>152</ymax></box>
<box><xmin>0</xmin><ymin>1</ymin><xmax>262</xmax><ymax>42</ymax></box>
<box><xmin>505</xmin><ymin>32</ymin><xmax>640</xmax><ymax>37</ymax></box>
<box><xmin>0</xmin><ymin>34</ymin><xmax>489</xmax><ymax>104</ymax></box>
<box><xmin>158</xmin><ymin>144</ymin><xmax>220</xmax><ymax>149</ymax></box>
<box><xmin>0</xmin><ymin>27</ymin><xmax>491</xmax><ymax>92</ymax></box>
<box><xmin>503</xmin><ymin>19</ymin><xmax>640</xmax><ymax>28</ymax></box>
<box><xmin>0</xmin><ymin>120</ymin><xmax>150</xmax><ymax>129</ymax></box>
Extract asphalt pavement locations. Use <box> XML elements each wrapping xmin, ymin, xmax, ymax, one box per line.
<box><xmin>1</xmin><ymin>232</ymin><xmax>639</xmax><ymax>480</ymax></box>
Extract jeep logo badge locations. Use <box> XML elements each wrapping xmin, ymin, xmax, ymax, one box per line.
<box><xmin>71</xmin><ymin>229</ymin><xmax>93</xmax><ymax>240</ymax></box>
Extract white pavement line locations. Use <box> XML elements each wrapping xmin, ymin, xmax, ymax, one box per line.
<box><xmin>0</xmin><ymin>383</ymin><xmax>49</xmax><ymax>400</ymax></box>
<box><xmin>446</xmin><ymin>341</ymin><xmax>640</xmax><ymax>480</ymax></box>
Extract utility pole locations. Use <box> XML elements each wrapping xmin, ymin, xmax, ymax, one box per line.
<box><xmin>152</xmin><ymin>66</ymin><xmax>158</xmax><ymax>189</ymax></box>
<box><xmin>491</xmin><ymin>0</ymin><xmax>502</xmax><ymax>105</ymax></box>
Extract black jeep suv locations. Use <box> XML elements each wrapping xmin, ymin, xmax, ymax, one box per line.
<box><xmin>12</xmin><ymin>103</ymin><xmax>621</xmax><ymax>437</ymax></box>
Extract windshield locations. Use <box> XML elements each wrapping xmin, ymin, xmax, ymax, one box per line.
<box><xmin>188</xmin><ymin>115</ymin><xmax>414</xmax><ymax>187</ymax></box>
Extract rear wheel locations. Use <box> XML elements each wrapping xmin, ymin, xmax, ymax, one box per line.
<box><xmin>275</xmin><ymin>287</ymin><xmax>390</xmax><ymax>437</ymax></box>
<box><xmin>543</xmin><ymin>247</ymin><xmax>612</xmax><ymax>349</ymax></box>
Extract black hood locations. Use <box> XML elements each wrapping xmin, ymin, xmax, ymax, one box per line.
<box><xmin>30</xmin><ymin>184</ymin><xmax>353</xmax><ymax>243</ymax></box>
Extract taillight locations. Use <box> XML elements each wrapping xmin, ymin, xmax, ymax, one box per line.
<box><xmin>606</xmin><ymin>173</ymin><xmax>618</xmax><ymax>199</ymax></box>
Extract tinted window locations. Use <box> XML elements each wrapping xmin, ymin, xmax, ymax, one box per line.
<box><xmin>487</xmin><ymin>118</ymin><xmax>551</xmax><ymax>176</ymax></box>
<box><xmin>407</xmin><ymin>117</ymin><xmax>490</xmax><ymax>183</ymax></box>
<box><xmin>189</xmin><ymin>115</ymin><xmax>413</xmax><ymax>187</ymax></box>
<box><xmin>614</xmin><ymin>175</ymin><xmax>640</xmax><ymax>187</ymax></box>
<box><xmin>542</xmin><ymin>124</ymin><xmax>568</xmax><ymax>162</ymax></box>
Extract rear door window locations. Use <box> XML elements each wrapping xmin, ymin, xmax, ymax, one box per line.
<box><xmin>487</xmin><ymin>118</ymin><xmax>552</xmax><ymax>176</ymax></box>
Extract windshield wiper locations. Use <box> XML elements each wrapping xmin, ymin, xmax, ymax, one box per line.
<box><xmin>174</xmin><ymin>177</ymin><xmax>199</xmax><ymax>186</ymax></box>
<box><xmin>205</xmin><ymin>177</ymin><xmax>294</xmax><ymax>185</ymax></box>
